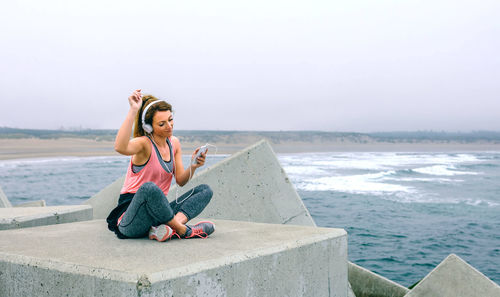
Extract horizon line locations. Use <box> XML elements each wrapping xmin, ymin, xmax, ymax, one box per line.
<box><xmin>1</xmin><ymin>126</ymin><xmax>500</xmax><ymax>134</ymax></box>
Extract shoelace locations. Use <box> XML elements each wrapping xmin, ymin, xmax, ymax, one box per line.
<box><xmin>187</xmin><ymin>227</ymin><xmax>208</xmax><ymax>239</ymax></box>
<box><xmin>170</xmin><ymin>230</ymin><xmax>181</xmax><ymax>239</ymax></box>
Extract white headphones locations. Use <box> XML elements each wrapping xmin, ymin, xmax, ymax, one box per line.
<box><xmin>141</xmin><ymin>100</ymin><xmax>168</xmax><ymax>134</ymax></box>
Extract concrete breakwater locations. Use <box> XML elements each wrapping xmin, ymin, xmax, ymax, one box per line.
<box><xmin>1</xmin><ymin>140</ymin><xmax>499</xmax><ymax>296</ymax></box>
<box><xmin>0</xmin><ymin>219</ymin><xmax>347</xmax><ymax>297</ymax></box>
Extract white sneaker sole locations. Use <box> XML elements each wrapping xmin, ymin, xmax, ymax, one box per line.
<box><xmin>149</xmin><ymin>224</ymin><xmax>173</xmax><ymax>242</ymax></box>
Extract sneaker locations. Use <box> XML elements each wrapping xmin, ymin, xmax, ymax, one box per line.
<box><xmin>182</xmin><ymin>221</ymin><xmax>215</xmax><ymax>239</ymax></box>
<box><xmin>148</xmin><ymin>224</ymin><xmax>175</xmax><ymax>242</ymax></box>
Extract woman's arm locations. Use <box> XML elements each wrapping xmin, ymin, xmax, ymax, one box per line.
<box><xmin>114</xmin><ymin>90</ymin><xmax>147</xmax><ymax>156</ymax></box>
<box><xmin>172</xmin><ymin>136</ymin><xmax>207</xmax><ymax>186</ymax></box>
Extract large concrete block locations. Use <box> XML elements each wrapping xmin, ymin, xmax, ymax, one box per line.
<box><xmin>0</xmin><ymin>205</ymin><xmax>92</xmax><ymax>230</ymax></box>
<box><xmin>404</xmin><ymin>254</ymin><xmax>500</xmax><ymax>297</ymax></box>
<box><xmin>84</xmin><ymin>140</ymin><xmax>316</xmax><ymax>226</ymax></box>
<box><xmin>0</xmin><ymin>186</ymin><xmax>12</xmax><ymax>208</ymax></box>
<box><xmin>348</xmin><ymin>262</ymin><xmax>409</xmax><ymax>297</ymax></box>
<box><xmin>83</xmin><ymin>175</ymin><xmax>125</xmax><ymax>219</ymax></box>
<box><xmin>168</xmin><ymin>139</ymin><xmax>316</xmax><ymax>226</ymax></box>
<box><xmin>0</xmin><ymin>219</ymin><xmax>348</xmax><ymax>297</ymax></box>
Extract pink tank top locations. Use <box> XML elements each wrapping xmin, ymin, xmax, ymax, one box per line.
<box><xmin>120</xmin><ymin>137</ymin><xmax>175</xmax><ymax>195</ymax></box>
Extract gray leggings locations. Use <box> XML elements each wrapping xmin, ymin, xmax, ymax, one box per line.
<box><xmin>118</xmin><ymin>182</ymin><xmax>213</xmax><ymax>238</ymax></box>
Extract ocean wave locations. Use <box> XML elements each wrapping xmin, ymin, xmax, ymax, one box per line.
<box><xmin>279</xmin><ymin>152</ymin><xmax>482</xmax><ymax>172</ymax></box>
<box><xmin>0</xmin><ymin>156</ymin><xmax>129</xmax><ymax>168</ymax></box>
<box><xmin>463</xmin><ymin>199</ymin><xmax>499</xmax><ymax>207</ymax></box>
<box><xmin>296</xmin><ymin>171</ymin><xmax>412</xmax><ymax>194</ymax></box>
<box><xmin>412</xmin><ymin>165</ymin><xmax>479</xmax><ymax>176</ymax></box>
<box><xmin>282</xmin><ymin>166</ymin><xmax>327</xmax><ymax>176</ymax></box>
<box><xmin>381</xmin><ymin>177</ymin><xmax>461</xmax><ymax>183</ymax></box>
<box><xmin>379</xmin><ymin>194</ymin><xmax>500</xmax><ymax>207</ymax></box>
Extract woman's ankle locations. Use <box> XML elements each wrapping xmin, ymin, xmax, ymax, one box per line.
<box><xmin>167</xmin><ymin>218</ymin><xmax>187</xmax><ymax>235</ymax></box>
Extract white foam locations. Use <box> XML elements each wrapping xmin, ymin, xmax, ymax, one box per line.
<box><xmin>365</xmin><ymin>190</ymin><xmax>500</xmax><ymax>206</ymax></box>
<box><xmin>297</xmin><ymin>171</ymin><xmax>412</xmax><ymax>194</ymax></box>
<box><xmin>0</xmin><ymin>156</ymin><xmax>129</xmax><ymax>168</ymax></box>
<box><xmin>282</xmin><ymin>166</ymin><xmax>326</xmax><ymax>176</ymax></box>
<box><xmin>413</xmin><ymin>165</ymin><xmax>479</xmax><ymax>176</ymax></box>
<box><xmin>309</xmin><ymin>159</ymin><xmax>388</xmax><ymax>170</ymax></box>
<box><xmin>279</xmin><ymin>152</ymin><xmax>482</xmax><ymax>172</ymax></box>
<box><xmin>382</xmin><ymin>177</ymin><xmax>461</xmax><ymax>183</ymax></box>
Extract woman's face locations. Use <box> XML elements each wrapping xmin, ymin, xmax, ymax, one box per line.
<box><xmin>152</xmin><ymin>110</ymin><xmax>173</xmax><ymax>137</ymax></box>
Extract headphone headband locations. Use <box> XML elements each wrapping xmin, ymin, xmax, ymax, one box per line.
<box><xmin>141</xmin><ymin>100</ymin><xmax>168</xmax><ymax>134</ymax></box>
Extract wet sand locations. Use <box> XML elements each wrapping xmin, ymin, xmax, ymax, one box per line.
<box><xmin>1</xmin><ymin>138</ymin><xmax>500</xmax><ymax>160</ymax></box>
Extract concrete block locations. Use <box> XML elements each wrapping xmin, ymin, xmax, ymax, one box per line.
<box><xmin>167</xmin><ymin>139</ymin><xmax>316</xmax><ymax>225</ymax></box>
<box><xmin>14</xmin><ymin>200</ymin><xmax>47</xmax><ymax>207</ymax></box>
<box><xmin>84</xmin><ymin>140</ymin><xmax>316</xmax><ymax>226</ymax></box>
<box><xmin>347</xmin><ymin>282</ymin><xmax>356</xmax><ymax>297</ymax></box>
<box><xmin>404</xmin><ymin>254</ymin><xmax>500</xmax><ymax>297</ymax></box>
<box><xmin>0</xmin><ymin>205</ymin><xmax>93</xmax><ymax>230</ymax></box>
<box><xmin>0</xmin><ymin>186</ymin><xmax>12</xmax><ymax>208</ymax></box>
<box><xmin>0</xmin><ymin>219</ymin><xmax>348</xmax><ymax>297</ymax></box>
<box><xmin>348</xmin><ymin>262</ymin><xmax>409</xmax><ymax>297</ymax></box>
<box><xmin>83</xmin><ymin>175</ymin><xmax>125</xmax><ymax>219</ymax></box>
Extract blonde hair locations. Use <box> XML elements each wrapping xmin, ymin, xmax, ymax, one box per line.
<box><xmin>133</xmin><ymin>95</ymin><xmax>173</xmax><ymax>137</ymax></box>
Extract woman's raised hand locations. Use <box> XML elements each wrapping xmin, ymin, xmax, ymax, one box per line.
<box><xmin>128</xmin><ymin>89</ymin><xmax>142</xmax><ymax>111</ymax></box>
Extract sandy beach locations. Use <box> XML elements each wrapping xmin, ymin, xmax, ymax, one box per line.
<box><xmin>1</xmin><ymin>137</ymin><xmax>500</xmax><ymax>161</ymax></box>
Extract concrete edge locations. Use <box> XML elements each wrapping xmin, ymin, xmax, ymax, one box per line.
<box><xmin>149</xmin><ymin>226</ymin><xmax>347</xmax><ymax>282</ymax></box>
<box><xmin>263</xmin><ymin>141</ymin><xmax>317</xmax><ymax>227</ymax></box>
<box><xmin>3</xmin><ymin>205</ymin><xmax>93</xmax><ymax>224</ymax></box>
<box><xmin>347</xmin><ymin>281</ymin><xmax>356</xmax><ymax>297</ymax></box>
<box><xmin>0</xmin><ymin>251</ymin><xmax>139</xmax><ymax>283</ymax></box>
<box><xmin>0</xmin><ymin>220</ymin><xmax>346</xmax><ymax>285</ymax></box>
<box><xmin>348</xmin><ymin>261</ymin><xmax>410</xmax><ymax>296</ymax></box>
<box><xmin>412</xmin><ymin>254</ymin><xmax>500</xmax><ymax>290</ymax></box>
<box><xmin>215</xmin><ymin>139</ymin><xmax>268</xmax><ymax>165</ymax></box>
<box><xmin>175</xmin><ymin>139</ymin><xmax>269</xmax><ymax>185</ymax></box>
<box><xmin>0</xmin><ymin>186</ymin><xmax>12</xmax><ymax>208</ymax></box>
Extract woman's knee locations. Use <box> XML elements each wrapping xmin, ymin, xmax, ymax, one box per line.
<box><xmin>141</xmin><ymin>181</ymin><xmax>160</xmax><ymax>192</ymax></box>
<box><xmin>138</xmin><ymin>182</ymin><xmax>164</xmax><ymax>201</ymax></box>
<box><xmin>199</xmin><ymin>184</ymin><xmax>213</xmax><ymax>200</ymax></box>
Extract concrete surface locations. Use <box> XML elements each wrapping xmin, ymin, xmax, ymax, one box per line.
<box><xmin>85</xmin><ymin>140</ymin><xmax>316</xmax><ymax>226</ymax></box>
<box><xmin>404</xmin><ymin>254</ymin><xmax>500</xmax><ymax>297</ymax></box>
<box><xmin>348</xmin><ymin>262</ymin><xmax>409</xmax><ymax>297</ymax></box>
<box><xmin>347</xmin><ymin>282</ymin><xmax>356</xmax><ymax>297</ymax></box>
<box><xmin>0</xmin><ymin>205</ymin><xmax>93</xmax><ymax>230</ymax></box>
<box><xmin>84</xmin><ymin>175</ymin><xmax>125</xmax><ymax>219</ymax></box>
<box><xmin>0</xmin><ymin>186</ymin><xmax>12</xmax><ymax>208</ymax></box>
<box><xmin>14</xmin><ymin>200</ymin><xmax>47</xmax><ymax>207</ymax></box>
<box><xmin>0</xmin><ymin>219</ymin><xmax>348</xmax><ymax>297</ymax></box>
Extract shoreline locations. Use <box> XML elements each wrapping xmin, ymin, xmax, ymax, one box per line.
<box><xmin>1</xmin><ymin>138</ymin><xmax>500</xmax><ymax>161</ymax></box>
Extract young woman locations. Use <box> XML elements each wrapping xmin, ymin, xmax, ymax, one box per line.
<box><xmin>106</xmin><ymin>89</ymin><xmax>214</xmax><ymax>241</ymax></box>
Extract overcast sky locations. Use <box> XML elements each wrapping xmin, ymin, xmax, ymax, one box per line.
<box><xmin>1</xmin><ymin>0</ymin><xmax>499</xmax><ymax>132</ymax></box>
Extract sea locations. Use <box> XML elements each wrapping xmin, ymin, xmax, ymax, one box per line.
<box><xmin>1</xmin><ymin>151</ymin><xmax>499</xmax><ymax>287</ymax></box>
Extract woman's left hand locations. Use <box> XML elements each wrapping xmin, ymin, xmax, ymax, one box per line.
<box><xmin>191</xmin><ymin>148</ymin><xmax>207</xmax><ymax>169</ymax></box>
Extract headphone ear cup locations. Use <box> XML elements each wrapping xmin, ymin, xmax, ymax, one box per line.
<box><xmin>143</xmin><ymin>124</ymin><xmax>153</xmax><ymax>134</ymax></box>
